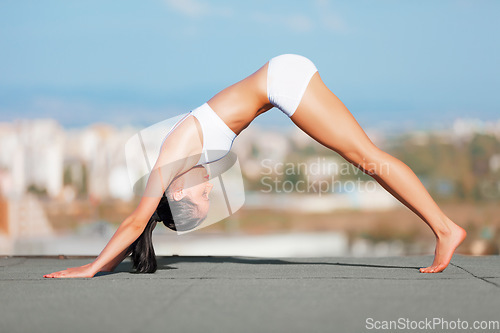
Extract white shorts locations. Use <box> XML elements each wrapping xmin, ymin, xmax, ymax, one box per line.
<box><xmin>267</xmin><ymin>54</ymin><xmax>318</xmax><ymax>117</ymax></box>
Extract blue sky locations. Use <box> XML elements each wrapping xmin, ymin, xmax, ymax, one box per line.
<box><xmin>0</xmin><ymin>0</ymin><xmax>498</xmax><ymax>129</ymax></box>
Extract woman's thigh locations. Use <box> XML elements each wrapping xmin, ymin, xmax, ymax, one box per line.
<box><xmin>291</xmin><ymin>72</ymin><xmax>377</xmax><ymax>160</ymax></box>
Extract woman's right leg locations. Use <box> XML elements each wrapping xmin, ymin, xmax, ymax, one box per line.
<box><xmin>291</xmin><ymin>72</ymin><xmax>466</xmax><ymax>273</ymax></box>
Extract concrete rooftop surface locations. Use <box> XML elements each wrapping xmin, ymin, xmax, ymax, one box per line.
<box><xmin>1</xmin><ymin>255</ymin><xmax>499</xmax><ymax>333</ymax></box>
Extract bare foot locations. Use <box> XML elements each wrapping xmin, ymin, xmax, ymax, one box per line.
<box><xmin>420</xmin><ymin>222</ymin><xmax>467</xmax><ymax>273</ymax></box>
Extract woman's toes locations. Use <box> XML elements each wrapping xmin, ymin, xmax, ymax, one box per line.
<box><xmin>433</xmin><ymin>265</ymin><xmax>446</xmax><ymax>273</ymax></box>
<box><xmin>420</xmin><ymin>265</ymin><xmax>438</xmax><ymax>273</ymax></box>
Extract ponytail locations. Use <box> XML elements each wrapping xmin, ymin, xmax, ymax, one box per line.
<box><xmin>128</xmin><ymin>196</ymin><xmax>204</xmax><ymax>273</ymax></box>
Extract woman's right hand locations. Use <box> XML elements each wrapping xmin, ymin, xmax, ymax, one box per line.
<box><xmin>44</xmin><ymin>263</ymin><xmax>97</xmax><ymax>278</ymax></box>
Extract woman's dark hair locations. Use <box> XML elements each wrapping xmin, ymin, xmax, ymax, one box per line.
<box><xmin>128</xmin><ymin>195</ymin><xmax>206</xmax><ymax>273</ymax></box>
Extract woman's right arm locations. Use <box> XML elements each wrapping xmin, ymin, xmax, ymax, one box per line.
<box><xmin>44</xmin><ymin>116</ymin><xmax>203</xmax><ymax>278</ymax></box>
<box><xmin>100</xmin><ymin>246</ymin><xmax>132</xmax><ymax>272</ymax></box>
<box><xmin>88</xmin><ymin>117</ymin><xmax>203</xmax><ymax>274</ymax></box>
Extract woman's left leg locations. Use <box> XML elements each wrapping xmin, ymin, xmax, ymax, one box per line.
<box><xmin>290</xmin><ymin>71</ymin><xmax>466</xmax><ymax>273</ymax></box>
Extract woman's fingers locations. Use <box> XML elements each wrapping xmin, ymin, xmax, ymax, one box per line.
<box><xmin>43</xmin><ymin>265</ymin><xmax>96</xmax><ymax>278</ymax></box>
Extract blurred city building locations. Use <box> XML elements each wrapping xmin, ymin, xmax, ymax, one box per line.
<box><xmin>0</xmin><ymin>117</ymin><xmax>499</xmax><ymax>255</ymax></box>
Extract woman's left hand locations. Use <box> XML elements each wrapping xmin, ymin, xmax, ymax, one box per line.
<box><xmin>43</xmin><ymin>263</ymin><xmax>97</xmax><ymax>278</ymax></box>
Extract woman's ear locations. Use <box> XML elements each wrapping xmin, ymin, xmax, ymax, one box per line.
<box><xmin>172</xmin><ymin>187</ymin><xmax>186</xmax><ymax>201</ymax></box>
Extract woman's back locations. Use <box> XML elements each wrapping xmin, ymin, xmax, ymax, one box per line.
<box><xmin>206</xmin><ymin>62</ymin><xmax>272</xmax><ymax>135</ymax></box>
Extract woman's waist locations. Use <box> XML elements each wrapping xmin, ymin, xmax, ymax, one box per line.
<box><xmin>208</xmin><ymin>88</ymin><xmax>269</xmax><ymax>134</ymax></box>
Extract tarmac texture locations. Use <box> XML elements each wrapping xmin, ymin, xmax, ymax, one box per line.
<box><xmin>1</xmin><ymin>255</ymin><xmax>499</xmax><ymax>333</ymax></box>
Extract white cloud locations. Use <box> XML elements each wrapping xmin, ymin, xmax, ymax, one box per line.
<box><xmin>250</xmin><ymin>1</ymin><xmax>347</xmax><ymax>35</ymax></box>
<box><xmin>163</xmin><ymin>1</ymin><xmax>345</xmax><ymax>35</ymax></box>
<box><xmin>165</xmin><ymin>0</ymin><xmax>207</xmax><ymax>18</ymax></box>
<box><xmin>314</xmin><ymin>0</ymin><xmax>348</xmax><ymax>34</ymax></box>
<box><xmin>251</xmin><ymin>12</ymin><xmax>314</xmax><ymax>33</ymax></box>
<box><xmin>283</xmin><ymin>14</ymin><xmax>314</xmax><ymax>33</ymax></box>
<box><xmin>321</xmin><ymin>12</ymin><xmax>346</xmax><ymax>33</ymax></box>
<box><xmin>165</xmin><ymin>0</ymin><xmax>233</xmax><ymax>19</ymax></box>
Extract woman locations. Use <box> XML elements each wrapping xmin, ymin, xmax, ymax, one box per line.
<box><xmin>44</xmin><ymin>54</ymin><xmax>466</xmax><ymax>278</ymax></box>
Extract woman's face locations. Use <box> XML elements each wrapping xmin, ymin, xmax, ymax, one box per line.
<box><xmin>175</xmin><ymin>166</ymin><xmax>214</xmax><ymax>216</ymax></box>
